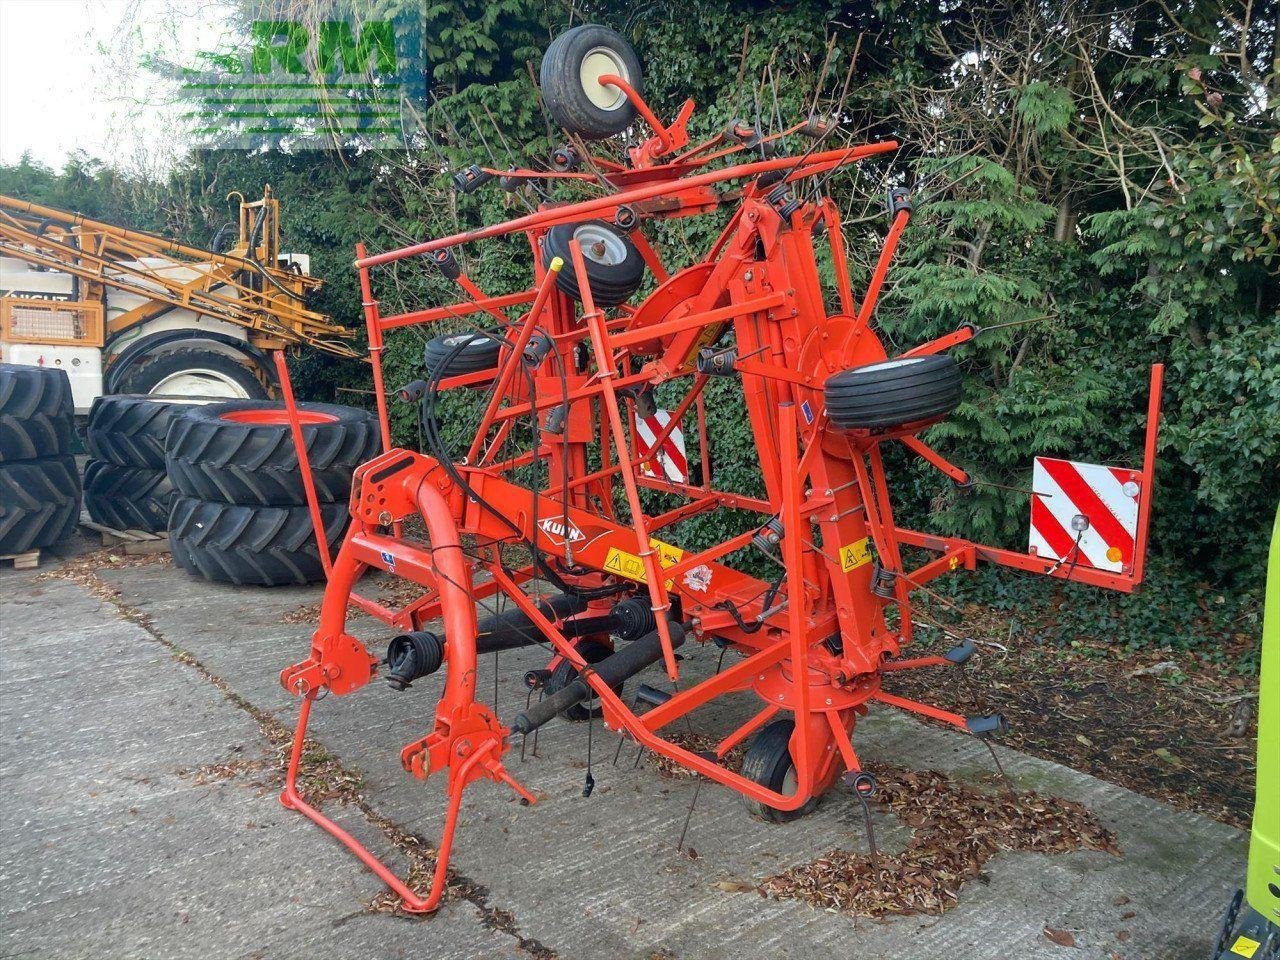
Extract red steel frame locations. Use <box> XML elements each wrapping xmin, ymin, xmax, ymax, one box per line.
<box><xmin>275</xmin><ymin>77</ymin><xmax>1166</xmax><ymax>912</ymax></box>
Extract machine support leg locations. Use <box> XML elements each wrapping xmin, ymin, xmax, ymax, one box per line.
<box><xmin>274</xmin><ymin>351</ymin><xmax>333</xmax><ymax>576</ymax></box>
<box><xmin>1132</xmin><ymin>363</ymin><xmax>1165</xmax><ymax>585</ymax></box>
<box><xmin>280</xmin><ymin>697</ymin><xmax>437</xmax><ymax>912</ymax></box>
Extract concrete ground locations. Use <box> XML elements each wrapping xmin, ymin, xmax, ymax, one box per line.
<box><xmin>0</xmin><ymin>538</ymin><xmax>1247</xmax><ymax>960</ymax></box>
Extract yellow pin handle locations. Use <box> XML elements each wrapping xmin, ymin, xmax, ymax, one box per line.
<box><xmin>549</xmin><ymin>256</ymin><xmax>564</xmax><ymax>273</ymax></box>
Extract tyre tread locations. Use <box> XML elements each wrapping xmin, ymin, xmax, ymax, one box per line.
<box><xmin>166</xmin><ymin>401</ymin><xmax>379</xmax><ymax>505</ymax></box>
<box><xmin>84</xmin><ymin>460</ymin><xmax>175</xmax><ymax>532</ymax></box>
<box><xmin>169</xmin><ymin>496</ymin><xmax>347</xmax><ymax>586</ymax></box>
<box><xmin>0</xmin><ymin>455</ymin><xmax>81</xmax><ymax>554</ymax></box>
<box><xmin>825</xmin><ymin>354</ymin><xmax>962</xmax><ymax>430</ymax></box>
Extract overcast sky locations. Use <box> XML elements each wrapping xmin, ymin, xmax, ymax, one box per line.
<box><xmin>0</xmin><ymin>0</ymin><xmax>232</xmax><ymax>172</ymax></box>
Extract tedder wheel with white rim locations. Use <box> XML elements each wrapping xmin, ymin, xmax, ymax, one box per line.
<box><xmin>539</xmin><ymin>24</ymin><xmax>643</xmax><ymax>140</ymax></box>
<box><xmin>423</xmin><ymin>332</ymin><xmax>504</xmax><ymax>378</ymax></box>
<box><xmin>108</xmin><ymin>338</ymin><xmax>270</xmax><ymax>400</ymax></box>
<box><xmin>166</xmin><ymin>400</ymin><xmax>381</xmax><ymax>506</ymax></box>
<box><xmin>740</xmin><ymin>718</ymin><xmax>823</xmax><ymax>823</ymax></box>
<box><xmin>824</xmin><ymin>354</ymin><xmax>963</xmax><ymax>430</ymax></box>
<box><xmin>543</xmin><ymin>220</ymin><xmax>645</xmax><ymax>307</ymax></box>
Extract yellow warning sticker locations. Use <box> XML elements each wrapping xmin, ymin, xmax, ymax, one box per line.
<box><xmin>839</xmin><ymin>537</ymin><xmax>871</xmax><ymax>573</ymax></box>
<box><xmin>603</xmin><ymin>537</ymin><xmax>684</xmax><ymax>588</ymax></box>
<box><xmin>649</xmin><ymin>537</ymin><xmax>685</xmax><ymax>568</ymax></box>
<box><xmin>1230</xmin><ymin>936</ymin><xmax>1260</xmax><ymax>958</ymax></box>
<box><xmin>603</xmin><ymin>548</ymin><xmax>646</xmax><ymax>582</ymax></box>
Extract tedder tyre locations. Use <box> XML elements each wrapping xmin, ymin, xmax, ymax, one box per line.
<box><xmin>741</xmin><ymin>719</ymin><xmax>820</xmax><ymax>823</ymax></box>
<box><xmin>166</xmin><ymin>401</ymin><xmax>380</xmax><ymax>506</ymax></box>
<box><xmin>86</xmin><ymin>394</ymin><xmax>202</xmax><ymax>469</ymax></box>
<box><xmin>109</xmin><ymin>339</ymin><xmax>269</xmax><ymax>399</ymax></box>
<box><xmin>543</xmin><ymin>220</ymin><xmax>644</xmax><ymax>307</ymax></box>
<box><xmin>0</xmin><ymin>363</ymin><xmax>73</xmax><ymax>462</ymax></box>
<box><xmin>0</xmin><ymin>456</ymin><xmax>81</xmax><ymax>555</ymax></box>
<box><xmin>84</xmin><ymin>460</ymin><xmax>176</xmax><ymax>533</ymax></box>
<box><xmin>169</xmin><ymin>496</ymin><xmax>348</xmax><ymax>586</ymax></box>
<box><xmin>824</xmin><ymin>354</ymin><xmax>962</xmax><ymax>430</ymax></box>
<box><xmin>539</xmin><ymin>24</ymin><xmax>643</xmax><ymax>140</ymax></box>
<box><xmin>423</xmin><ymin>332</ymin><xmax>504</xmax><ymax>378</ymax></box>
<box><xmin>544</xmin><ymin>639</ymin><xmax>622</xmax><ymax>722</ymax></box>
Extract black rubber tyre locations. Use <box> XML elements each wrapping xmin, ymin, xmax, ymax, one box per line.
<box><xmin>0</xmin><ymin>456</ymin><xmax>81</xmax><ymax>555</ymax></box>
<box><xmin>166</xmin><ymin>400</ymin><xmax>380</xmax><ymax>506</ymax></box>
<box><xmin>0</xmin><ymin>363</ymin><xmax>74</xmax><ymax>462</ymax></box>
<box><xmin>109</xmin><ymin>339</ymin><xmax>269</xmax><ymax>399</ymax></box>
<box><xmin>741</xmin><ymin>719</ymin><xmax>820</xmax><ymax>823</ymax></box>
<box><xmin>423</xmin><ymin>332</ymin><xmax>504</xmax><ymax>377</ymax></box>
<box><xmin>169</xmin><ymin>496</ymin><xmax>348</xmax><ymax>586</ymax></box>
<box><xmin>84</xmin><ymin>460</ymin><xmax>176</xmax><ymax>533</ymax></box>
<box><xmin>543</xmin><ymin>220</ymin><xmax>645</xmax><ymax>307</ymax></box>
<box><xmin>539</xmin><ymin>24</ymin><xmax>642</xmax><ymax>140</ymax></box>
<box><xmin>824</xmin><ymin>354</ymin><xmax>962</xmax><ymax>430</ymax></box>
<box><xmin>86</xmin><ymin>394</ymin><xmax>203</xmax><ymax>469</ymax></box>
<box><xmin>544</xmin><ymin>640</ymin><xmax>621</xmax><ymax>722</ymax></box>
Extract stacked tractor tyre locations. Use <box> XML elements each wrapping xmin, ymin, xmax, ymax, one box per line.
<box><xmin>84</xmin><ymin>395</ymin><xmax>187</xmax><ymax>533</ymax></box>
<box><xmin>0</xmin><ymin>363</ymin><xmax>81</xmax><ymax>558</ymax></box>
<box><xmin>165</xmin><ymin>400</ymin><xmax>380</xmax><ymax>586</ymax></box>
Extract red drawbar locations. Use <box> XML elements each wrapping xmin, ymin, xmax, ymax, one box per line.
<box><xmin>220</xmin><ymin>409</ymin><xmax>337</xmax><ymax>425</ymax></box>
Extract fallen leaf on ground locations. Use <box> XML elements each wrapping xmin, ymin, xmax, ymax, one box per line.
<box><xmin>1044</xmin><ymin>927</ymin><xmax>1077</xmax><ymax>947</ymax></box>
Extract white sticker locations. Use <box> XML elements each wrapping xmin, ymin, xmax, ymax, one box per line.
<box><xmin>683</xmin><ymin>564</ymin><xmax>712</xmax><ymax>592</ymax></box>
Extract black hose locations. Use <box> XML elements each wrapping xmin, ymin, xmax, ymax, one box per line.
<box><xmin>419</xmin><ymin>326</ymin><xmax>625</xmax><ymax>602</ymax></box>
<box><xmin>246</xmin><ymin>207</ymin><xmax>307</xmax><ymax>303</ymax></box>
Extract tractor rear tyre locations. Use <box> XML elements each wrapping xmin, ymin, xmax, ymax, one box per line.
<box><xmin>741</xmin><ymin>718</ymin><xmax>820</xmax><ymax>823</ymax></box>
<box><xmin>169</xmin><ymin>496</ymin><xmax>347</xmax><ymax>586</ymax></box>
<box><xmin>86</xmin><ymin>394</ymin><xmax>204</xmax><ymax>469</ymax></box>
<box><xmin>0</xmin><ymin>363</ymin><xmax>73</xmax><ymax>462</ymax></box>
<box><xmin>109</xmin><ymin>339</ymin><xmax>269</xmax><ymax>400</ymax></box>
<box><xmin>543</xmin><ymin>220</ymin><xmax>645</xmax><ymax>307</ymax></box>
<box><xmin>0</xmin><ymin>456</ymin><xmax>81</xmax><ymax>555</ymax></box>
<box><xmin>166</xmin><ymin>400</ymin><xmax>380</xmax><ymax>506</ymax></box>
<box><xmin>539</xmin><ymin>25</ymin><xmax>643</xmax><ymax>140</ymax></box>
<box><xmin>824</xmin><ymin>354</ymin><xmax>962</xmax><ymax>430</ymax></box>
<box><xmin>84</xmin><ymin>460</ymin><xmax>176</xmax><ymax>533</ymax></box>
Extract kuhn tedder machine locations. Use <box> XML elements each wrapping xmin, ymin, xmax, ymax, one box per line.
<box><xmin>276</xmin><ymin>25</ymin><xmax>1165</xmax><ymax>912</ymax></box>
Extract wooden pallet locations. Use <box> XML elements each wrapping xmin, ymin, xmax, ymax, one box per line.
<box><xmin>81</xmin><ymin>518</ymin><xmax>170</xmax><ymax>557</ymax></box>
<box><xmin>0</xmin><ymin>550</ymin><xmax>40</xmax><ymax>570</ymax></box>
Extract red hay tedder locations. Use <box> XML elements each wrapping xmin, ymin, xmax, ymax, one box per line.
<box><xmin>274</xmin><ymin>25</ymin><xmax>1165</xmax><ymax>913</ymax></box>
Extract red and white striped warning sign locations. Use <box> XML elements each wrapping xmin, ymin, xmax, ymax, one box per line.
<box><xmin>635</xmin><ymin>409</ymin><xmax>688</xmax><ymax>483</ymax></box>
<box><xmin>1029</xmin><ymin>457</ymin><xmax>1143</xmax><ymax>573</ymax></box>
